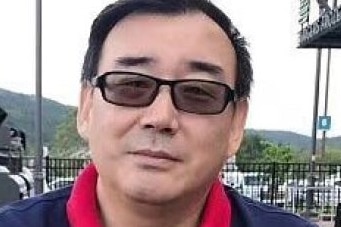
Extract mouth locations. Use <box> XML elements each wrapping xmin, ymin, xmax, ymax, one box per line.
<box><xmin>127</xmin><ymin>150</ymin><xmax>181</xmax><ymax>169</ymax></box>
<box><xmin>128</xmin><ymin>150</ymin><xmax>180</xmax><ymax>161</ymax></box>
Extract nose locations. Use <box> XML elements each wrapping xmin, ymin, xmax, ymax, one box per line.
<box><xmin>139</xmin><ymin>87</ymin><xmax>179</xmax><ymax>135</ymax></box>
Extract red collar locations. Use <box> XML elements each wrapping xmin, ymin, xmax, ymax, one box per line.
<box><xmin>67</xmin><ymin>164</ymin><xmax>231</xmax><ymax>227</ymax></box>
<box><xmin>67</xmin><ymin>164</ymin><xmax>102</xmax><ymax>227</ymax></box>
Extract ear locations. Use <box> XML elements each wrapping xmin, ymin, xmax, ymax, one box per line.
<box><xmin>226</xmin><ymin>99</ymin><xmax>248</xmax><ymax>158</ymax></box>
<box><xmin>77</xmin><ymin>85</ymin><xmax>93</xmax><ymax>141</ymax></box>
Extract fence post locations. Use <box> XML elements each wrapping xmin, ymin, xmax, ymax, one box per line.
<box><xmin>271</xmin><ymin>162</ymin><xmax>276</xmax><ymax>205</ymax></box>
<box><xmin>45</xmin><ymin>155</ymin><xmax>50</xmax><ymax>184</ymax></box>
<box><xmin>334</xmin><ymin>203</ymin><xmax>341</xmax><ymax>227</ymax></box>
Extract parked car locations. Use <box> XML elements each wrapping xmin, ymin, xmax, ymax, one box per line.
<box><xmin>315</xmin><ymin>176</ymin><xmax>341</xmax><ymax>207</ymax></box>
<box><xmin>48</xmin><ymin>177</ymin><xmax>74</xmax><ymax>191</ymax></box>
<box><xmin>221</xmin><ymin>167</ymin><xmax>244</xmax><ymax>191</ymax></box>
<box><xmin>240</xmin><ymin>172</ymin><xmax>286</xmax><ymax>207</ymax></box>
<box><xmin>241</xmin><ymin>172</ymin><xmax>269</xmax><ymax>201</ymax></box>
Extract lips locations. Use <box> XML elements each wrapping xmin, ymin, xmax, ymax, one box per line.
<box><xmin>128</xmin><ymin>150</ymin><xmax>181</xmax><ymax>162</ymax></box>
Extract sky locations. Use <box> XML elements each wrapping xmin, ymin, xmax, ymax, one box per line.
<box><xmin>0</xmin><ymin>0</ymin><xmax>340</xmax><ymax>137</ymax></box>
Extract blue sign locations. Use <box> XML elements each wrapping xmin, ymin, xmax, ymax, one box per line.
<box><xmin>318</xmin><ymin>116</ymin><xmax>331</xmax><ymax>130</ymax></box>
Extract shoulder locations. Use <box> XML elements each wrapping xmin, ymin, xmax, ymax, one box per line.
<box><xmin>0</xmin><ymin>186</ymin><xmax>72</xmax><ymax>227</ymax></box>
<box><xmin>224</xmin><ymin>186</ymin><xmax>318</xmax><ymax>227</ymax></box>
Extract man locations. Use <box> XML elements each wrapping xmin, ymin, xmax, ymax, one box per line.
<box><xmin>0</xmin><ymin>0</ymin><xmax>316</xmax><ymax>226</ymax></box>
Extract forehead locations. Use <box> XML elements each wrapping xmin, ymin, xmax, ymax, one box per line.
<box><xmin>99</xmin><ymin>12</ymin><xmax>237</xmax><ymax>84</ymax></box>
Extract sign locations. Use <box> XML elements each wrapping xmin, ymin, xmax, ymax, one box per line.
<box><xmin>299</xmin><ymin>0</ymin><xmax>310</xmax><ymax>24</ymax></box>
<box><xmin>300</xmin><ymin>5</ymin><xmax>341</xmax><ymax>45</ymax></box>
<box><xmin>318</xmin><ymin>116</ymin><xmax>331</xmax><ymax>130</ymax></box>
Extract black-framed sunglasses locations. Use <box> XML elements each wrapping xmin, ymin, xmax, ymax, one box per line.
<box><xmin>91</xmin><ymin>71</ymin><xmax>235</xmax><ymax>115</ymax></box>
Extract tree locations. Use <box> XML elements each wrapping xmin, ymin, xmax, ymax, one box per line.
<box><xmin>50</xmin><ymin>109</ymin><xmax>88</xmax><ymax>158</ymax></box>
<box><xmin>317</xmin><ymin>149</ymin><xmax>341</xmax><ymax>163</ymax></box>
<box><xmin>236</xmin><ymin>133</ymin><xmax>269</xmax><ymax>163</ymax></box>
<box><xmin>260</xmin><ymin>144</ymin><xmax>294</xmax><ymax>163</ymax></box>
<box><xmin>236</xmin><ymin>133</ymin><xmax>295</xmax><ymax>164</ymax></box>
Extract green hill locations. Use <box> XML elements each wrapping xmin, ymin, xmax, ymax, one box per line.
<box><xmin>0</xmin><ymin>88</ymin><xmax>75</xmax><ymax>151</ymax></box>
<box><xmin>247</xmin><ymin>129</ymin><xmax>341</xmax><ymax>151</ymax></box>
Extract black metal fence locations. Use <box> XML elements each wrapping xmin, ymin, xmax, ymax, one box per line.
<box><xmin>223</xmin><ymin>162</ymin><xmax>341</xmax><ymax>215</ymax></box>
<box><xmin>22</xmin><ymin>156</ymin><xmax>91</xmax><ymax>190</ymax></box>
<box><xmin>21</xmin><ymin>157</ymin><xmax>341</xmax><ymax>215</ymax></box>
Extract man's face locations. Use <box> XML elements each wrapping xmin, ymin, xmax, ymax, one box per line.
<box><xmin>78</xmin><ymin>12</ymin><xmax>247</xmax><ymax>204</ymax></box>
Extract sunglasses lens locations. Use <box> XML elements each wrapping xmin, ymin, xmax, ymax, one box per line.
<box><xmin>103</xmin><ymin>73</ymin><xmax>156</xmax><ymax>107</ymax></box>
<box><xmin>174</xmin><ymin>81</ymin><xmax>227</xmax><ymax>114</ymax></box>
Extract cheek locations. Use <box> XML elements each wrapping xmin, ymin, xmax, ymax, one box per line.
<box><xmin>185</xmin><ymin>116</ymin><xmax>231</xmax><ymax>159</ymax></box>
<box><xmin>89</xmin><ymin>95</ymin><xmax>136</xmax><ymax>135</ymax></box>
<box><xmin>201</xmin><ymin>127</ymin><xmax>229</xmax><ymax>158</ymax></box>
<box><xmin>180</xmin><ymin>117</ymin><xmax>231</xmax><ymax>186</ymax></box>
<box><xmin>87</xmin><ymin>96</ymin><xmax>139</xmax><ymax>154</ymax></box>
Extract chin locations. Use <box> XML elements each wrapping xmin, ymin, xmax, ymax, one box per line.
<box><xmin>128</xmin><ymin>187</ymin><xmax>176</xmax><ymax>205</ymax></box>
<box><xmin>132</xmin><ymin>192</ymin><xmax>174</xmax><ymax>205</ymax></box>
<box><xmin>123</xmin><ymin>178</ymin><xmax>178</xmax><ymax>205</ymax></box>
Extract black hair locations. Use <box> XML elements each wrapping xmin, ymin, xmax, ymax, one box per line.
<box><xmin>81</xmin><ymin>0</ymin><xmax>253</xmax><ymax>98</ymax></box>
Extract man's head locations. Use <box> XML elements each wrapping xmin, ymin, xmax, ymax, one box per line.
<box><xmin>77</xmin><ymin>0</ymin><xmax>252</xmax><ymax>206</ymax></box>
<box><xmin>81</xmin><ymin>0</ymin><xmax>252</xmax><ymax>99</ymax></box>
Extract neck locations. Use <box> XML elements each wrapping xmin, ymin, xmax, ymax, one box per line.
<box><xmin>96</xmin><ymin>179</ymin><xmax>210</xmax><ymax>227</ymax></box>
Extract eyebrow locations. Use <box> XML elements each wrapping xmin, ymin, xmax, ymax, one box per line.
<box><xmin>115</xmin><ymin>56</ymin><xmax>155</xmax><ymax>67</ymax></box>
<box><xmin>188</xmin><ymin>61</ymin><xmax>224</xmax><ymax>78</ymax></box>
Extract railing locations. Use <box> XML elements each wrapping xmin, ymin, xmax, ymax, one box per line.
<box><xmin>223</xmin><ymin>162</ymin><xmax>341</xmax><ymax>215</ymax></box>
<box><xmin>21</xmin><ymin>157</ymin><xmax>341</xmax><ymax>215</ymax></box>
<box><xmin>22</xmin><ymin>156</ymin><xmax>91</xmax><ymax>190</ymax></box>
